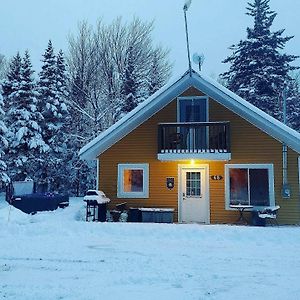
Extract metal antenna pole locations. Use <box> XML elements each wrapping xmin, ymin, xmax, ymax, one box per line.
<box><xmin>281</xmin><ymin>84</ymin><xmax>290</xmax><ymax>197</ymax></box>
<box><xmin>183</xmin><ymin>4</ymin><xmax>192</xmax><ymax>76</ymax></box>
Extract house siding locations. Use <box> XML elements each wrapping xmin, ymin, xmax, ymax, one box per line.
<box><xmin>99</xmin><ymin>87</ymin><xmax>300</xmax><ymax>224</ymax></box>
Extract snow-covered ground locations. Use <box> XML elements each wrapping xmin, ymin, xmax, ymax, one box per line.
<box><xmin>1</xmin><ymin>197</ymin><xmax>300</xmax><ymax>300</ymax></box>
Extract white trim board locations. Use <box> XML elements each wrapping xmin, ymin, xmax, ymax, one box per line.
<box><xmin>79</xmin><ymin>69</ymin><xmax>300</xmax><ymax>160</ymax></box>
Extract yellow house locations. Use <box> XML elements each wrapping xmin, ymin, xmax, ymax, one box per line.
<box><xmin>79</xmin><ymin>69</ymin><xmax>300</xmax><ymax>225</ymax></box>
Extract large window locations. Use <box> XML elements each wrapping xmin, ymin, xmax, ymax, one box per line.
<box><xmin>117</xmin><ymin>164</ymin><xmax>149</xmax><ymax>198</ymax></box>
<box><xmin>225</xmin><ymin>164</ymin><xmax>275</xmax><ymax>209</ymax></box>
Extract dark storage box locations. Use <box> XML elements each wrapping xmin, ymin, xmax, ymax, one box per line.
<box><xmin>128</xmin><ymin>208</ymin><xmax>142</xmax><ymax>222</ymax></box>
<box><xmin>140</xmin><ymin>208</ymin><xmax>174</xmax><ymax>223</ymax></box>
<box><xmin>251</xmin><ymin>210</ymin><xmax>266</xmax><ymax>226</ymax></box>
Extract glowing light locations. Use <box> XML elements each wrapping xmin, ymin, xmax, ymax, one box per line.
<box><xmin>190</xmin><ymin>159</ymin><xmax>195</xmax><ymax>165</ymax></box>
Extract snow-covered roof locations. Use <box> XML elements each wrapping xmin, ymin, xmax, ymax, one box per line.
<box><xmin>79</xmin><ymin>69</ymin><xmax>300</xmax><ymax>160</ymax></box>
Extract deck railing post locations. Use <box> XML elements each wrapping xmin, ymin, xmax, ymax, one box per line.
<box><xmin>157</xmin><ymin>124</ymin><xmax>162</xmax><ymax>153</ymax></box>
<box><xmin>226</xmin><ymin>122</ymin><xmax>231</xmax><ymax>153</ymax></box>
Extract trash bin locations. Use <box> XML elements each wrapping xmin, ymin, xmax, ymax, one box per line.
<box><xmin>128</xmin><ymin>208</ymin><xmax>142</xmax><ymax>222</ymax></box>
<box><xmin>97</xmin><ymin>203</ymin><xmax>107</xmax><ymax>222</ymax></box>
<box><xmin>251</xmin><ymin>210</ymin><xmax>266</xmax><ymax>226</ymax></box>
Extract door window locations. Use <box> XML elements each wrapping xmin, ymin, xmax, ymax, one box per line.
<box><xmin>186</xmin><ymin>171</ymin><xmax>201</xmax><ymax>197</ymax></box>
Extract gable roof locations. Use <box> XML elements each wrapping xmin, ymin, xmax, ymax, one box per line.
<box><xmin>79</xmin><ymin>69</ymin><xmax>300</xmax><ymax>160</ymax></box>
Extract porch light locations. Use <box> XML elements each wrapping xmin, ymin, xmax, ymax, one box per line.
<box><xmin>190</xmin><ymin>159</ymin><xmax>195</xmax><ymax>165</ymax></box>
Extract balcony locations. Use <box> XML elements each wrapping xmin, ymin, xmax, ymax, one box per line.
<box><xmin>157</xmin><ymin>122</ymin><xmax>231</xmax><ymax>161</ymax></box>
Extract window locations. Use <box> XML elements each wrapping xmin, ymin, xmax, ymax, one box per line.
<box><xmin>117</xmin><ymin>164</ymin><xmax>149</xmax><ymax>198</ymax></box>
<box><xmin>225</xmin><ymin>164</ymin><xmax>275</xmax><ymax>209</ymax></box>
<box><xmin>178</xmin><ymin>97</ymin><xmax>208</xmax><ymax>123</ymax></box>
<box><xmin>186</xmin><ymin>171</ymin><xmax>201</xmax><ymax>197</ymax></box>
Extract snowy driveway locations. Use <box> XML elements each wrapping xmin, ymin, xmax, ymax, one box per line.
<box><xmin>0</xmin><ymin>198</ymin><xmax>300</xmax><ymax>300</ymax></box>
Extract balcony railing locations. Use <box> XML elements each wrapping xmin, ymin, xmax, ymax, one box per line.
<box><xmin>158</xmin><ymin>122</ymin><xmax>231</xmax><ymax>155</ymax></box>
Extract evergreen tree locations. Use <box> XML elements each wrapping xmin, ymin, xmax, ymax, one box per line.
<box><xmin>286</xmin><ymin>76</ymin><xmax>300</xmax><ymax>131</ymax></box>
<box><xmin>2</xmin><ymin>53</ymin><xmax>22</xmax><ymax>111</ymax></box>
<box><xmin>56</xmin><ymin>49</ymin><xmax>68</xmax><ymax>103</ymax></box>
<box><xmin>0</xmin><ymin>85</ymin><xmax>9</xmax><ymax>183</ymax></box>
<box><xmin>221</xmin><ymin>0</ymin><xmax>299</xmax><ymax>120</ymax></box>
<box><xmin>38</xmin><ymin>40</ymin><xmax>58</xmax><ymax>135</ymax></box>
<box><xmin>37</xmin><ymin>42</ymin><xmax>68</xmax><ymax>191</ymax></box>
<box><xmin>4</xmin><ymin>51</ymin><xmax>48</xmax><ymax>181</ymax></box>
<box><xmin>52</xmin><ymin>49</ymin><xmax>70</xmax><ymax>192</ymax></box>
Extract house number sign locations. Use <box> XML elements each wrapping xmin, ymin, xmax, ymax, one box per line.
<box><xmin>166</xmin><ymin>177</ymin><xmax>175</xmax><ymax>190</ymax></box>
<box><xmin>211</xmin><ymin>175</ymin><xmax>223</xmax><ymax>180</ymax></box>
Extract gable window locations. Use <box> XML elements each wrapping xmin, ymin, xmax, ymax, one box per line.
<box><xmin>225</xmin><ymin>164</ymin><xmax>275</xmax><ymax>209</ymax></box>
<box><xmin>178</xmin><ymin>96</ymin><xmax>208</xmax><ymax>122</ymax></box>
<box><xmin>117</xmin><ymin>164</ymin><xmax>149</xmax><ymax>198</ymax></box>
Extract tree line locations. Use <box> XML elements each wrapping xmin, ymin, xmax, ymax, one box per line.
<box><xmin>0</xmin><ymin>1</ymin><xmax>299</xmax><ymax>194</ymax></box>
<box><xmin>0</xmin><ymin>18</ymin><xmax>171</xmax><ymax>194</ymax></box>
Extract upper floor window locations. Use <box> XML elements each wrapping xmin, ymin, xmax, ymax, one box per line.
<box><xmin>178</xmin><ymin>96</ymin><xmax>208</xmax><ymax>122</ymax></box>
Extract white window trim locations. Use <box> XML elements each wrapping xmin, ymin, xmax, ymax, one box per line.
<box><xmin>117</xmin><ymin>163</ymin><xmax>149</xmax><ymax>198</ymax></box>
<box><xmin>225</xmin><ymin>164</ymin><xmax>275</xmax><ymax>210</ymax></box>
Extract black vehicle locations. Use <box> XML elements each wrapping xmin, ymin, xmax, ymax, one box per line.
<box><xmin>6</xmin><ymin>180</ymin><xmax>69</xmax><ymax>214</ymax></box>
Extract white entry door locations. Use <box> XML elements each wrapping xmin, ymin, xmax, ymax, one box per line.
<box><xmin>179</xmin><ymin>167</ymin><xmax>209</xmax><ymax>223</ymax></box>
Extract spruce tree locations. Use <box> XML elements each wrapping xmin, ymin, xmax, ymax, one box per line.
<box><xmin>53</xmin><ymin>49</ymin><xmax>70</xmax><ymax>192</ymax></box>
<box><xmin>121</xmin><ymin>46</ymin><xmax>139</xmax><ymax>114</ymax></box>
<box><xmin>2</xmin><ymin>53</ymin><xmax>22</xmax><ymax>111</ymax></box>
<box><xmin>37</xmin><ymin>42</ymin><xmax>68</xmax><ymax>191</ymax></box>
<box><xmin>4</xmin><ymin>51</ymin><xmax>48</xmax><ymax>181</ymax></box>
<box><xmin>221</xmin><ymin>0</ymin><xmax>299</xmax><ymax>120</ymax></box>
<box><xmin>56</xmin><ymin>50</ymin><xmax>68</xmax><ymax>105</ymax></box>
<box><xmin>286</xmin><ymin>76</ymin><xmax>300</xmax><ymax>131</ymax></box>
<box><xmin>0</xmin><ymin>85</ymin><xmax>9</xmax><ymax>183</ymax></box>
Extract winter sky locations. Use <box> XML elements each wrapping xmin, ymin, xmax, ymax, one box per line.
<box><xmin>0</xmin><ymin>0</ymin><xmax>299</xmax><ymax>78</ymax></box>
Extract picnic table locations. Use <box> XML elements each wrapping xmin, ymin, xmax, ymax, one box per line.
<box><xmin>230</xmin><ymin>204</ymin><xmax>253</xmax><ymax>225</ymax></box>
